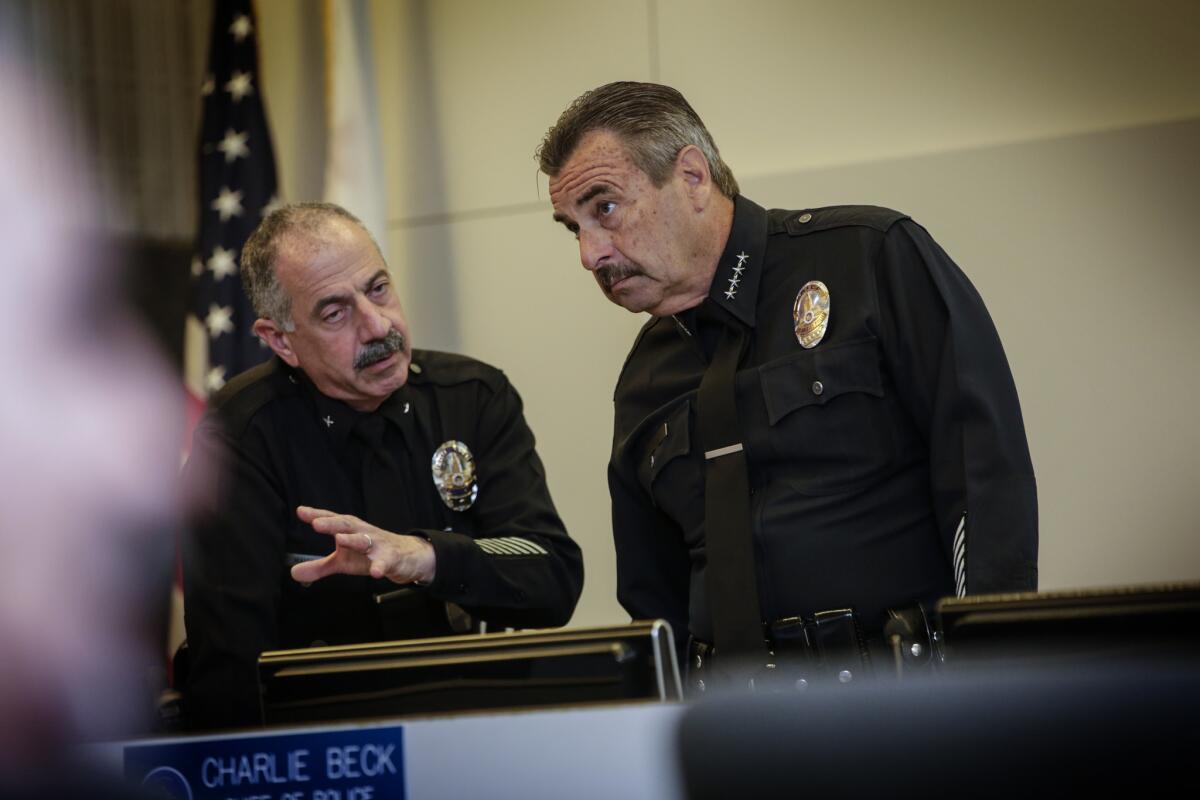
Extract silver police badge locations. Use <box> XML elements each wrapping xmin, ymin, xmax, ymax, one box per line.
<box><xmin>793</xmin><ymin>280</ymin><xmax>831</xmax><ymax>349</ymax></box>
<box><xmin>431</xmin><ymin>440</ymin><xmax>478</xmax><ymax>511</ymax></box>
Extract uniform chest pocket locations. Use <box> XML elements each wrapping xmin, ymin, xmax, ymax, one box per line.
<box><xmin>639</xmin><ymin>401</ymin><xmax>691</xmax><ymax>487</ymax></box>
<box><xmin>636</xmin><ymin>401</ymin><xmax>703</xmax><ymax>526</ymax></box>
<box><xmin>757</xmin><ymin>337</ymin><xmax>896</xmax><ymax>492</ymax></box>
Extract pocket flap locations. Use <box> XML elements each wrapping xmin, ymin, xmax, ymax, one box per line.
<box><xmin>759</xmin><ymin>338</ymin><xmax>884</xmax><ymax>426</ymax></box>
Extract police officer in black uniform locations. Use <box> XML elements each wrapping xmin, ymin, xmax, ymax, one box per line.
<box><xmin>183</xmin><ymin>203</ymin><xmax>583</xmax><ymax>728</ymax></box>
<box><xmin>538</xmin><ymin>82</ymin><xmax>1035</xmax><ymax>686</ymax></box>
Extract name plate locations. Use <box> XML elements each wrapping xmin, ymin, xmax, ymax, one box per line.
<box><xmin>125</xmin><ymin>725</ymin><xmax>405</xmax><ymax>800</ymax></box>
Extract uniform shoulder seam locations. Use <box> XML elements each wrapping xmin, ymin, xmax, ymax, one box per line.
<box><xmin>777</xmin><ymin>204</ymin><xmax>910</xmax><ymax>237</ymax></box>
<box><xmin>205</xmin><ymin>359</ymin><xmax>290</xmax><ymax>438</ymax></box>
<box><xmin>408</xmin><ymin>349</ymin><xmax>506</xmax><ymax>392</ymax></box>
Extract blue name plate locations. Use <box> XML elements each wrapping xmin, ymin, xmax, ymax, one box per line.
<box><xmin>125</xmin><ymin>725</ymin><xmax>405</xmax><ymax>800</ymax></box>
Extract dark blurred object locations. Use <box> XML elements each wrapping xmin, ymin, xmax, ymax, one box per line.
<box><xmin>680</xmin><ymin>582</ymin><xmax>1200</xmax><ymax>797</ymax></box>
<box><xmin>935</xmin><ymin>581</ymin><xmax>1200</xmax><ymax>669</ymax></box>
<box><xmin>678</xmin><ymin>661</ymin><xmax>1200</xmax><ymax>798</ymax></box>
<box><xmin>117</xmin><ymin>236</ymin><xmax>192</xmax><ymax>373</ymax></box>
<box><xmin>258</xmin><ymin>621</ymin><xmax>682</xmax><ymax>726</ymax></box>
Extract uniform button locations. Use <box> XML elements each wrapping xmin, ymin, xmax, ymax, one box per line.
<box><xmin>798</xmin><ymin>212</ymin><xmax>813</xmax><ymax>224</ymax></box>
<box><xmin>838</xmin><ymin>669</ymin><xmax>853</xmax><ymax>683</ymax></box>
<box><xmin>812</xmin><ymin>380</ymin><xmax>824</xmax><ymax>396</ymax></box>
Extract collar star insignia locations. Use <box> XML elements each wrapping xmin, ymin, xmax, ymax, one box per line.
<box><xmin>723</xmin><ymin>251</ymin><xmax>750</xmax><ymax>300</ymax></box>
<box><xmin>323</xmin><ymin>416</ymin><xmax>335</xmax><ymax>428</ymax></box>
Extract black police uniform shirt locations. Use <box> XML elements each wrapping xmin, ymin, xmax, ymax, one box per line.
<box><xmin>182</xmin><ymin>350</ymin><xmax>583</xmax><ymax>729</ymax></box>
<box><xmin>610</xmin><ymin>195</ymin><xmax>1037</xmax><ymax>649</ymax></box>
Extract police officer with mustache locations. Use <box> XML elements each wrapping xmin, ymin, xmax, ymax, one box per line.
<box><xmin>540</xmin><ymin>83</ymin><xmax>1036</xmax><ymax>687</ymax></box>
<box><xmin>182</xmin><ymin>203</ymin><xmax>583</xmax><ymax>729</ymax></box>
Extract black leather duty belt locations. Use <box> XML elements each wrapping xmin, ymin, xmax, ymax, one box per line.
<box><xmin>688</xmin><ymin>608</ymin><xmax>874</xmax><ymax>692</ymax></box>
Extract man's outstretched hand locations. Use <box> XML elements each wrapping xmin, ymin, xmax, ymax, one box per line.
<box><xmin>290</xmin><ymin>505</ymin><xmax>436</xmax><ymax>585</ymax></box>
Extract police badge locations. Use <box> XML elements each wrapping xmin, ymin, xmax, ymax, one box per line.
<box><xmin>431</xmin><ymin>440</ymin><xmax>478</xmax><ymax>511</ymax></box>
<box><xmin>793</xmin><ymin>280</ymin><xmax>830</xmax><ymax>349</ymax></box>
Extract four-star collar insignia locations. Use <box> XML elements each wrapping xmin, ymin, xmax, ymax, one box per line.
<box><xmin>724</xmin><ymin>251</ymin><xmax>750</xmax><ymax>300</ymax></box>
<box><xmin>709</xmin><ymin>196</ymin><xmax>769</xmax><ymax>327</ymax></box>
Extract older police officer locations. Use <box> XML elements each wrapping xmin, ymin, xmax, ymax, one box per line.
<box><xmin>538</xmin><ymin>82</ymin><xmax>1036</xmax><ymax>684</ymax></box>
<box><xmin>183</xmin><ymin>203</ymin><xmax>582</xmax><ymax>728</ymax></box>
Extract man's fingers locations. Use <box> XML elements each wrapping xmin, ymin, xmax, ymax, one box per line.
<box><xmin>291</xmin><ymin>553</ymin><xmax>338</xmax><ymax>583</ymax></box>
<box><xmin>304</xmin><ymin>512</ymin><xmax>366</xmax><ymax>535</ymax></box>
<box><xmin>334</xmin><ymin>531</ymin><xmax>374</xmax><ymax>554</ymax></box>
<box><xmin>296</xmin><ymin>505</ymin><xmax>338</xmax><ymax>522</ymax></box>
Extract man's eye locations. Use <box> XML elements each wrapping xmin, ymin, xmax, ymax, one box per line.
<box><xmin>323</xmin><ymin>308</ymin><xmax>345</xmax><ymax>324</ymax></box>
<box><xmin>598</xmin><ymin>201</ymin><xmax>616</xmax><ymax>216</ymax></box>
<box><xmin>370</xmin><ymin>281</ymin><xmax>389</xmax><ymax>297</ymax></box>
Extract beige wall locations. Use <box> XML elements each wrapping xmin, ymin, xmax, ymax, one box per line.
<box><xmin>256</xmin><ymin>0</ymin><xmax>1200</xmax><ymax>627</ymax></box>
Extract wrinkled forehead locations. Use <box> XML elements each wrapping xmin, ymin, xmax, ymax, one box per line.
<box><xmin>275</xmin><ymin>221</ymin><xmax>389</xmax><ymax>301</ymax></box>
<box><xmin>548</xmin><ymin>130</ymin><xmax>641</xmax><ymax>206</ymax></box>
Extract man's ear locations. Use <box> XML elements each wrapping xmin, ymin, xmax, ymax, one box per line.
<box><xmin>675</xmin><ymin>144</ymin><xmax>713</xmax><ymax>211</ymax></box>
<box><xmin>252</xmin><ymin>318</ymin><xmax>300</xmax><ymax>367</ymax></box>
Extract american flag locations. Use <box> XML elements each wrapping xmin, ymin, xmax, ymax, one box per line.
<box><xmin>188</xmin><ymin>0</ymin><xmax>278</xmax><ymax>399</ymax></box>
<box><xmin>173</xmin><ymin>0</ymin><xmax>282</xmax><ymax>676</ymax></box>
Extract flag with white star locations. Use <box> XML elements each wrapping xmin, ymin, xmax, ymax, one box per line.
<box><xmin>188</xmin><ymin>0</ymin><xmax>279</xmax><ymax>398</ymax></box>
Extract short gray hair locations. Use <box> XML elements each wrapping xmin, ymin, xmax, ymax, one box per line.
<box><xmin>536</xmin><ymin>81</ymin><xmax>738</xmax><ymax>197</ymax></box>
<box><xmin>240</xmin><ymin>202</ymin><xmax>381</xmax><ymax>330</ymax></box>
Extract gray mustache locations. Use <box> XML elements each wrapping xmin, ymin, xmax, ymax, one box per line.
<box><xmin>596</xmin><ymin>262</ymin><xmax>644</xmax><ymax>291</ymax></box>
<box><xmin>353</xmin><ymin>329</ymin><xmax>405</xmax><ymax>371</ymax></box>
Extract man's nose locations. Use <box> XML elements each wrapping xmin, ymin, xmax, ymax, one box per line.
<box><xmin>359</xmin><ymin>298</ymin><xmax>392</xmax><ymax>339</ymax></box>
<box><xmin>579</xmin><ymin>228</ymin><xmax>613</xmax><ymax>272</ymax></box>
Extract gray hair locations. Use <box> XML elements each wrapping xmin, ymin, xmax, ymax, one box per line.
<box><xmin>240</xmin><ymin>202</ymin><xmax>381</xmax><ymax>330</ymax></box>
<box><xmin>536</xmin><ymin>81</ymin><xmax>739</xmax><ymax>198</ymax></box>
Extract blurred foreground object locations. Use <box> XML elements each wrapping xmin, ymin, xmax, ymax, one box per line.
<box><xmin>0</xmin><ymin>45</ymin><xmax>183</xmax><ymax>782</ymax></box>
<box><xmin>679</xmin><ymin>581</ymin><xmax>1200</xmax><ymax>798</ymax></box>
<box><xmin>678</xmin><ymin>661</ymin><xmax>1200</xmax><ymax>798</ymax></box>
<box><xmin>934</xmin><ymin>581</ymin><xmax>1200</xmax><ymax>668</ymax></box>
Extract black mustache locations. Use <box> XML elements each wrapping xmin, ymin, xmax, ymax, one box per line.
<box><xmin>353</xmin><ymin>330</ymin><xmax>405</xmax><ymax>371</ymax></box>
<box><xmin>596</xmin><ymin>262</ymin><xmax>644</xmax><ymax>291</ymax></box>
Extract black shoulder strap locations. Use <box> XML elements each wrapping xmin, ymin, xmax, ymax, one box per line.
<box><xmin>696</xmin><ymin>306</ymin><xmax>769</xmax><ymax>665</ymax></box>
